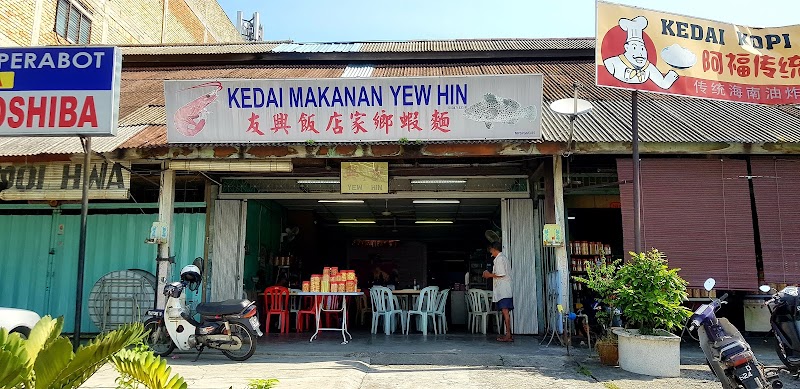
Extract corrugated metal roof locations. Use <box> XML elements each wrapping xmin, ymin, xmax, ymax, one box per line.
<box><xmin>341</xmin><ymin>64</ymin><xmax>374</xmax><ymax>78</ymax></box>
<box><xmin>0</xmin><ymin>125</ymin><xmax>147</xmax><ymax>156</ymax></box>
<box><xmin>119</xmin><ymin>39</ymin><xmax>592</xmax><ymax>56</ymax></box>
<box><xmin>120</xmin><ymin>42</ymin><xmax>286</xmax><ymax>56</ymax></box>
<box><xmin>118</xmin><ymin>125</ymin><xmax>167</xmax><ymax>149</ymax></box>
<box><xmin>360</xmin><ymin>38</ymin><xmax>594</xmax><ymax>52</ymax></box>
<box><xmin>271</xmin><ymin>42</ymin><xmax>362</xmax><ymax>53</ymax></box>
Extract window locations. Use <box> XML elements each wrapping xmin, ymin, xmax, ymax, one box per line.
<box><xmin>55</xmin><ymin>0</ymin><xmax>91</xmax><ymax>44</ymax></box>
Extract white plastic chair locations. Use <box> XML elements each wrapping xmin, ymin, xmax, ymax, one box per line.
<box><xmin>405</xmin><ymin>286</ymin><xmax>438</xmax><ymax>335</ymax></box>
<box><xmin>465</xmin><ymin>290</ymin><xmax>476</xmax><ymax>333</ymax></box>
<box><xmin>468</xmin><ymin>289</ymin><xmax>501</xmax><ymax>335</ymax></box>
<box><xmin>370</xmin><ymin>286</ymin><xmax>404</xmax><ymax>335</ymax></box>
<box><xmin>433</xmin><ymin>289</ymin><xmax>450</xmax><ymax>334</ymax></box>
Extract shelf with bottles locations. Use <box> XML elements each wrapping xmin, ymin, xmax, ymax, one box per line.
<box><xmin>569</xmin><ymin>241</ymin><xmax>612</xmax><ymax>257</ymax></box>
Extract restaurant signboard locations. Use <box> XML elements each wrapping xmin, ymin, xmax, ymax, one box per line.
<box><xmin>596</xmin><ymin>1</ymin><xmax>800</xmax><ymax>105</ymax></box>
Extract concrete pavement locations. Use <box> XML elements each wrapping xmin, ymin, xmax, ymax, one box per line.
<box><xmin>80</xmin><ymin>331</ymin><xmax>800</xmax><ymax>388</ymax></box>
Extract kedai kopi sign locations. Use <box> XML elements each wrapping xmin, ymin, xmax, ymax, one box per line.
<box><xmin>596</xmin><ymin>1</ymin><xmax>800</xmax><ymax>105</ymax></box>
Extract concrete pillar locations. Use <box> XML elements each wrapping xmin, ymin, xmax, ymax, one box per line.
<box><xmin>552</xmin><ymin>155</ymin><xmax>570</xmax><ymax>326</ymax></box>
<box><xmin>155</xmin><ymin>166</ymin><xmax>175</xmax><ymax>309</ymax></box>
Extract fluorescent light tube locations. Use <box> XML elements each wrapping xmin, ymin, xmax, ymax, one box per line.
<box><xmin>338</xmin><ymin>220</ymin><xmax>376</xmax><ymax>224</ymax></box>
<box><xmin>568</xmin><ymin>216</ymin><xmax>576</xmax><ymax>220</ymax></box>
<box><xmin>410</xmin><ymin>179</ymin><xmax>466</xmax><ymax>184</ymax></box>
<box><xmin>297</xmin><ymin>179</ymin><xmax>340</xmax><ymax>184</ymax></box>
<box><xmin>415</xmin><ymin>220</ymin><xmax>454</xmax><ymax>224</ymax></box>
<box><xmin>318</xmin><ymin>200</ymin><xmax>364</xmax><ymax>203</ymax></box>
<box><xmin>412</xmin><ymin>199</ymin><xmax>461</xmax><ymax>204</ymax></box>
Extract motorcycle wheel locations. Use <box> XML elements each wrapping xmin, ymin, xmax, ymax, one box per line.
<box><xmin>775</xmin><ymin>341</ymin><xmax>800</xmax><ymax>372</ymax></box>
<box><xmin>143</xmin><ymin>318</ymin><xmax>175</xmax><ymax>357</ymax></box>
<box><xmin>222</xmin><ymin>322</ymin><xmax>256</xmax><ymax>361</ymax></box>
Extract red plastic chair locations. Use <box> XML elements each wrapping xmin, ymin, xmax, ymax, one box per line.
<box><xmin>263</xmin><ymin>286</ymin><xmax>290</xmax><ymax>333</ymax></box>
<box><xmin>295</xmin><ymin>296</ymin><xmax>317</xmax><ymax>332</ymax></box>
<box><xmin>322</xmin><ymin>295</ymin><xmax>342</xmax><ymax>327</ymax></box>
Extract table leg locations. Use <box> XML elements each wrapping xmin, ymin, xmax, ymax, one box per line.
<box><xmin>343</xmin><ymin>296</ymin><xmax>353</xmax><ymax>341</ymax></box>
<box><xmin>310</xmin><ymin>296</ymin><xmax>322</xmax><ymax>342</ymax></box>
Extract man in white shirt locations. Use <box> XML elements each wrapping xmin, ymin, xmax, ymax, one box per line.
<box><xmin>483</xmin><ymin>241</ymin><xmax>513</xmax><ymax>342</ymax></box>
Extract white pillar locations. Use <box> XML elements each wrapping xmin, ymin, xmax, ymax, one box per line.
<box><xmin>155</xmin><ymin>166</ymin><xmax>175</xmax><ymax>309</ymax></box>
<box><xmin>30</xmin><ymin>0</ymin><xmax>45</xmax><ymax>45</ymax></box>
<box><xmin>552</xmin><ymin>155</ymin><xmax>570</xmax><ymax>326</ymax></box>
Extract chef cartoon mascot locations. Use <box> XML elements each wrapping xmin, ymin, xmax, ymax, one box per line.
<box><xmin>603</xmin><ymin>16</ymin><xmax>678</xmax><ymax>90</ymax></box>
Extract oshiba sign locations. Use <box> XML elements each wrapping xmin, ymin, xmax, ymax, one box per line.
<box><xmin>596</xmin><ymin>1</ymin><xmax>800</xmax><ymax>105</ymax></box>
<box><xmin>0</xmin><ymin>46</ymin><xmax>122</xmax><ymax>136</ymax></box>
<box><xmin>164</xmin><ymin>75</ymin><xmax>543</xmax><ymax>143</ymax></box>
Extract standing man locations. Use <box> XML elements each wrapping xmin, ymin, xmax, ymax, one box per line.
<box><xmin>483</xmin><ymin>241</ymin><xmax>513</xmax><ymax>342</ymax></box>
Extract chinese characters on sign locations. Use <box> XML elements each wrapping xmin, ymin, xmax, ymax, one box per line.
<box><xmin>596</xmin><ymin>1</ymin><xmax>800</xmax><ymax>105</ymax></box>
<box><xmin>164</xmin><ymin>75</ymin><xmax>543</xmax><ymax>143</ymax></box>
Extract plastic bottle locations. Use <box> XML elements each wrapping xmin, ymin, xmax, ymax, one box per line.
<box><xmin>413</xmin><ymin>278</ymin><xmax>418</xmax><ymax>290</ymax></box>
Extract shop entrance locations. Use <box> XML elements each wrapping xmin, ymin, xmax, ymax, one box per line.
<box><xmin>211</xmin><ymin>173</ymin><xmax>541</xmax><ymax>334</ymax></box>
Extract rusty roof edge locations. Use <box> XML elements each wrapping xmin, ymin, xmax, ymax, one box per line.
<box><xmin>120</xmin><ymin>48</ymin><xmax>596</xmax><ymax>67</ymax></box>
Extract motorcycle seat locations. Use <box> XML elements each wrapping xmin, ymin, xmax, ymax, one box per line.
<box><xmin>196</xmin><ymin>299</ymin><xmax>252</xmax><ymax>316</ymax></box>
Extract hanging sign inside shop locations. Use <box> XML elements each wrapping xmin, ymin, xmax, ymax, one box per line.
<box><xmin>164</xmin><ymin>74</ymin><xmax>543</xmax><ymax>144</ymax></box>
<box><xmin>596</xmin><ymin>1</ymin><xmax>800</xmax><ymax>105</ymax></box>
<box><xmin>543</xmin><ymin>223</ymin><xmax>564</xmax><ymax>247</ymax></box>
<box><xmin>341</xmin><ymin>162</ymin><xmax>388</xmax><ymax>194</ymax></box>
<box><xmin>0</xmin><ymin>46</ymin><xmax>122</xmax><ymax>136</ymax></box>
<box><xmin>0</xmin><ymin>161</ymin><xmax>130</xmax><ymax>200</ymax></box>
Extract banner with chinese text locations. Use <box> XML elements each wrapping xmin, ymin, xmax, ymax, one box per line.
<box><xmin>596</xmin><ymin>1</ymin><xmax>800</xmax><ymax>105</ymax></box>
<box><xmin>165</xmin><ymin>75</ymin><xmax>543</xmax><ymax>143</ymax></box>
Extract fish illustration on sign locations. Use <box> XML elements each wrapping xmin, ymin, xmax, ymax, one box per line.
<box><xmin>463</xmin><ymin>93</ymin><xmax>538</xmax><ymax>129</ymax></box>
<box><xmin>173</xmin><ymin>81</ymin><xmax>223</xmax><ymax>136</ymax></box>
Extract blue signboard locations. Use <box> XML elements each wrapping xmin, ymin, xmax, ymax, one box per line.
<box><xmin>0</xmin><ymin>46</ymin><xmax>122</xmax><ymax>136</ymax></box>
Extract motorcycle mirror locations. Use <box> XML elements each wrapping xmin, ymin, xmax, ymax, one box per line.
<box><xmin>759</xmin><ymin>285</ymin><xmax>771</xmax><ymax>293</ymax></box>
<box><xmin>703</xmin><ymin>278</ymin><xmax>716</xmax><ymax>291</ymax></box>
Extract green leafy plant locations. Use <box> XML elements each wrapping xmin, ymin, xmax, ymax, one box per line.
<box><xmin>305</xmin><ymin>139</ymin><xmax>316</xmax><ymax>145</ymax></box>
<box><xmin>573</xmin><ymin>257</ymin><xmax>622</xmax><ymax>333</ymax></box>
<box><xmin>614</xmin><ymin>249</ymin><xmax>691</xmax><ymax>335</ymax></box>
<box><xmin>398</xmin><ymin>137</ymin><xmax>409</xmax><ymax>144</ymax></box>
<box><xmin>0</xmin><ymin>315</ymin><xmax>148</xmax><ymax>388</ymax></box>
<box><xmin>111</xmin><ymin>348</ymin><xmax>187</xmax><ymax>389</ymax></box>
<box><xmin>246</xmin><ymin>378</ymin><xmax>279</xmax><ymax>389</ymax></box>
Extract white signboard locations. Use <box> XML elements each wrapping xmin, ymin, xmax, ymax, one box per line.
<box><xmin>0</xmin><ymin>47</ymin><xmax>122</xmax><ymax>136</ymax></box>
<box><xmin>165</xmin><ymin>75</ymin><xmax>543</xmax><ymax>143</ymax></box>
<box><xmin>0</xmin><ymin>161</ymin><xmax>130</xmax><ymax>200</ymax></box>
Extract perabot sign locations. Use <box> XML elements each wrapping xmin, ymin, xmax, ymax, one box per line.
<box><xmin>165</xmin><ymin>75</ymin><xmax>543</xmax><ymax>143</ymax></box>
<box><xmin>0</xmin><ymin>46</ymin><xmax>122</xmax><ymax>136</ymax></box>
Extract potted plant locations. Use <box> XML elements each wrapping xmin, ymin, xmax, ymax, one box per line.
<box><xmin>573</xmin><ymin>257</ymin><xmax>622</xmax><ymax>366</ymax></box>
<box><xmin>611</xmin><ymin>249</ymin><xmax>691</xmax><ymax>377</ymax></box>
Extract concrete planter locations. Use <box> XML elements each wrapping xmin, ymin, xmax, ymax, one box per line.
<box><xmin>613</xmin><ymin>328</ymin><xmax>681</xmax><ymax>377</ymax></box>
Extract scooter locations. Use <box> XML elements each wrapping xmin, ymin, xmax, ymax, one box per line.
<box><xmin>688</xmin><ymin>278</ymin><xmax>781</xmax><ymax>389</ymax></box>
<box><xmin>143</xmin><ymin>262</ymin><xmax>263</xmax><ymax>361</ymax></box>
<box><xmin>760</xmin><ymin>284</ymin><xmax>800</xmax><ymax>373</ymax></box>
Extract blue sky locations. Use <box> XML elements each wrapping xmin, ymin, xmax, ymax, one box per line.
<box><xmin>217</xmin><ymin>0</ymin><xmax>798</xmax><ymax>42</ymax></box>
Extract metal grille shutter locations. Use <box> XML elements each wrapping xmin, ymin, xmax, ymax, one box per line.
<box><xmin>750</xmin><ymin>158</ymin><xmax>800</xmax><ymax>284</ymax></box>
<box><xmin>617</xmin><ymin>158</ymin><xmax>757</xmax><ymax>290</ymax></box>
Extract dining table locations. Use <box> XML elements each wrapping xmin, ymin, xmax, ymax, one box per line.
<box><xmin>391</xmin><ymin>288</ymin><xmax>421</xmax><ymax>310</ymax></box>
<box><xmin>295</xmin><ymin>291</ymin><xmax>363</xmax><ymax>344</ymax></box>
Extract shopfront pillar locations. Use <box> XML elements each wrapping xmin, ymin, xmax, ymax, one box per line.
<box><xmin>155</xmin><ymin>165</ymin><xmax>175</xmax><ymax>309</ymax></box>
<box><xmin>552</xmin><ymin>155</ymin><xmax>570</xmax><ymax>323</ymax></box>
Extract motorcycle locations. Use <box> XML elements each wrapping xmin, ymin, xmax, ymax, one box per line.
<box><xmin>688</xmin><ymin>278</ymin><xmax>781</xmax><ymax>389</ymax></box>
<box><xmin>143</xmin><ymin>261</ymin><xmax>263</xmax><ymax>361</ymax></box>
<box><xmin>760</xmin><ymin>284</ymin><xmax>800</xmax><ymax>373</ymax></box>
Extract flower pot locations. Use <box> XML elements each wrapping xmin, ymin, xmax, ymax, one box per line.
<box><xmin>613</xmin><ymin>328</ymin><xmax>681</xmax><ymax>377</ymax></box>
<box><xmin>596</xmin><ymin>341</ymin><xmax>619</xmax><ymax>366</ymax></box>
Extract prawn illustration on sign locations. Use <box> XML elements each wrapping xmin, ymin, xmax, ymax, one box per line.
<box><xmin>601</xmin><ymin>16</ymin><xmax>689</xmax><ymax>90</ymax></box>
<box><xmin>464</xmin><ymin>93</ymin><xmax>538</xmax><ymax>129</ymax></box>
<box><xmin>172</xmin><ymin>81</ymin><xmax>223</xmax><ymax>136</ymax></box>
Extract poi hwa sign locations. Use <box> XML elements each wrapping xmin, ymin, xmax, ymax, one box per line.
<box><xmin>596</xmin><ymin>1</ymin><xmax>800</xmax><ymax>105</ymax></box>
